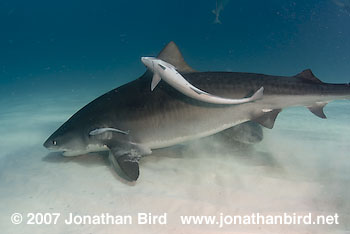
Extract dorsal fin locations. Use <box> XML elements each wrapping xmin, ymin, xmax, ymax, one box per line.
<box><xmin>295</xmin><ymin>69</ymin><xmax>322</xmax><ymax>83</ymax></box>
<box><xmin>157</xmin><ymin>41</ymin><xmax>195</xmax><ymax>73</ymax></box>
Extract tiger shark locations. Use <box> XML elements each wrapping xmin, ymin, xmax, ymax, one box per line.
<box><xmin>43</xmin><ymin>41</ymin><xmax>350</xmax><ymax>181</ymax></box>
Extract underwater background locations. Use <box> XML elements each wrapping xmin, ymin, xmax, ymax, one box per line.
<box><xmin>0</xmin><ymin>0</ymin><xmax>349</xmax><ymax>233</ymax></box>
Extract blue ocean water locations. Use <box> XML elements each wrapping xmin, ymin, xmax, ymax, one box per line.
<box><xmin>1</xmin><ymin>0</ymin><xmax>349</xmax><ymax>95</ymax></box>
<box><xmin>0</xmin><ymin>1</ymin><xmax>350</xmax><ymax>233</ymax></box>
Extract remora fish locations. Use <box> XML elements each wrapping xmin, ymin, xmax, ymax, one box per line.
<box><xmin>43</xmin><ymin>41</ymin><xmax>350</xmax><ymax>181</ymax></box>
<box><xmin>141</xmin><ymin>56</ymin><xmax>264</xmax><ymax>104</ymax></box>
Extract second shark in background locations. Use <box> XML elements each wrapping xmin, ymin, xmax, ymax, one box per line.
<box><xmin>212</xmin><ymin>0</ymin><xmax>230</xmax><ymax>24</ymax></box>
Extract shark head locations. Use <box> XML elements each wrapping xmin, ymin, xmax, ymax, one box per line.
<box><xmin>43</xmin><ymin>120</ymin><xmax>101</xmax><ymax>156</ymax></box>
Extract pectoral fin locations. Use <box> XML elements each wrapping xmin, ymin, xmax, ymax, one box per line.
<box><xmin>109</xmin><ymin>152</ymin><xmax>140</xmax><ymax>181</ymax></box>
<box><xmin>254</xmin><ymin>109</ymin><xmax>282</xmax><ymax>129</ymax></box>
<box><xmin>107</xmin><ymin>142</ymin><xmax>151</xmax><ymax>181</ymax></box>
<box><xmin>151</xmin><ymin>73</ymin><xmax>161</xmax><ymax>91</ymax></box>
<box><xmin>109</xmin><ymin>147</ymin><xmax>141</xmax><ymax>181</ymax></box>
<box><xmin>307</xmin><ymin>102</ymin><xmax>327</xmax><ymax>119</ymax></box>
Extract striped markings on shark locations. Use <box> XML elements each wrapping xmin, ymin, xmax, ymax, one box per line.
<box><xmin>88</xmin><ymin>56</ymin><xmax>265</xmax><ymax>141</ymax></box>
<box><xmin>141</xmin><ymin>56</ymin><xmax>264</xmax><ymax>105</ymax></box>
<box><xmin>43</xmin><ymin>41</ymin><xmax>350</xmax><ymax>182</ymax></box>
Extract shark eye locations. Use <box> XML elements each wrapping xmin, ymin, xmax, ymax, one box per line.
<box><xmin>52</xmin><ymin>140</ymin><xmax>57</xmax><ymax>146</ymax></box>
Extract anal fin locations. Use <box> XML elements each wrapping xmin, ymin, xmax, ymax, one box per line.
<box><xmin>307</xmin><ymin>102</ymin><xmax>327</xmax><ymax>119</ymax></box>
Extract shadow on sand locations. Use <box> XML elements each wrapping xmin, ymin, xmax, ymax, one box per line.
<box><xmin>42</xmin><ymin>138</ymin><xmax>284</xmax><ymax>184</ymax></box>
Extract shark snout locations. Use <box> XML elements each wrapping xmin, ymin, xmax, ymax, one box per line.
<box><xmin>43</xmin><ymin>137</ymin><xmax>57</xmax><ymax>149</ymax></box>
<box><xmin>43</xmin><ymin>139</ymin><xmax>49</xmax><ymax>148</ymax></box>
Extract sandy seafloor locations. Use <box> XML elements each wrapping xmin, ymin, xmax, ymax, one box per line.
<box><xmin>0</xmin><ymin>91</ymin><xmax>349</xmax><ymax>234</ymax></box>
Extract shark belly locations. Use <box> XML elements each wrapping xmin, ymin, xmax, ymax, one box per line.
<box><xmin>123</xmin><ymin>93</ymin><xmax>320</xmax><ymax>149</ymax></box>
<box><xmin>124</xmin><ymin>102</ymin><xmax>262</xmax><ymax>149</ymax></box>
